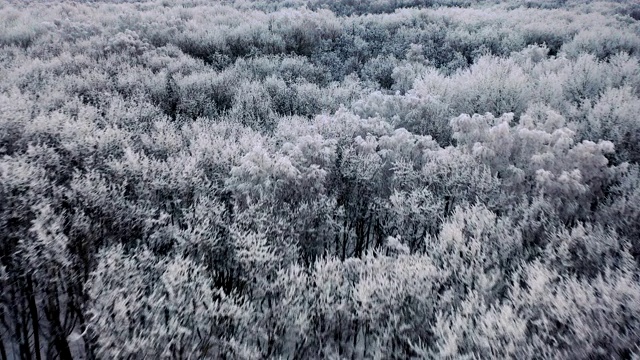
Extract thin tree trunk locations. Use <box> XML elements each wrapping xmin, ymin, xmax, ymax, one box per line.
<box><xmin>341</xmin><ymin>219</ymin><xmax>348</xmax><ymax>261</ymax></box>
<box><xmin>44</xmin><ymin>276</ymin><xmax>73</xmax><ymax>360</ymax></box>
<box><xmin>354</xmin><ymin>220</ymin><xmax>363</xmax><ymax>258</ymax></box>
<box><xmin>351</xmin><ymin>320</ymin><xmax>359</xmax><ymax>360</ymax></box>
<box><xmin>363</xmin><ymin>214</ymin><xmax>373</xmax><ymax>254</ymax></box>
<box><xmin>75</xmin><ymin>306</ymin><xmax>96</xmax><ymax>360</ymax></box>
<box><xmin>25</xmin><ymin>274</ymin><xmax>42</xmax><ymax>360</ymax></box>
<box><xmin>18</xmin><ymin>297</ymin><xmax>32</xmax><ymax>360</ymax></box>
<box><xmin>0</xmin><ymin>335</ymin><xmax>8</xmax><ymax>360</ymax></box>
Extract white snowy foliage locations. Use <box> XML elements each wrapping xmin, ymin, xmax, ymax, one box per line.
<box><xmin>2</xmin><ymin>0</ymin><xmax>640</xmax><ymax>359</ymax></box>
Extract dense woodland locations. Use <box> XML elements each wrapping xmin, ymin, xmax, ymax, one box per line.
<box><xmin>1</xmin><ymin>0</ymin><xmax>640</xmax><ymax>358</ymax></box>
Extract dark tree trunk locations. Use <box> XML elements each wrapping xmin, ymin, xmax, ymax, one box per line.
<box><xmin>46</xmin><ymin>286</ymin><xmax>73</xmax><ymax>360</ymax></box>
<box><xmin>25</xmin><ymin>275</ymin><xmax>41</xmax><ymax>360</ymax></box>
<box><xmin>0</xmin><ymin>335</ymin><xmax>7</xmax><ymax>360</ymax></box>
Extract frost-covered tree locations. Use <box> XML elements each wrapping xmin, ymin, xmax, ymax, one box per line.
<box><xmin>87</xmin><ymin>246</ymin><xmax>254</xmax><ymax>359</ymax></box>
<box><xmin>1</xmin><ymin>0</ymin><xmax>640</xmax><ymax>358</ymax></box>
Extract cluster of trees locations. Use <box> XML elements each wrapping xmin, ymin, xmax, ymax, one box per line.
<box><xmin>1</xmin><ymin>0</ymin><xmax>640</xmax><ymax>358</ymax></box>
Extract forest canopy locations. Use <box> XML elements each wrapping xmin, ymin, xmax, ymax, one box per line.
<box><xmin>1</xmin><ymin>0</ymin><xmax>640</xmax><ymax>358</ymax></box>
